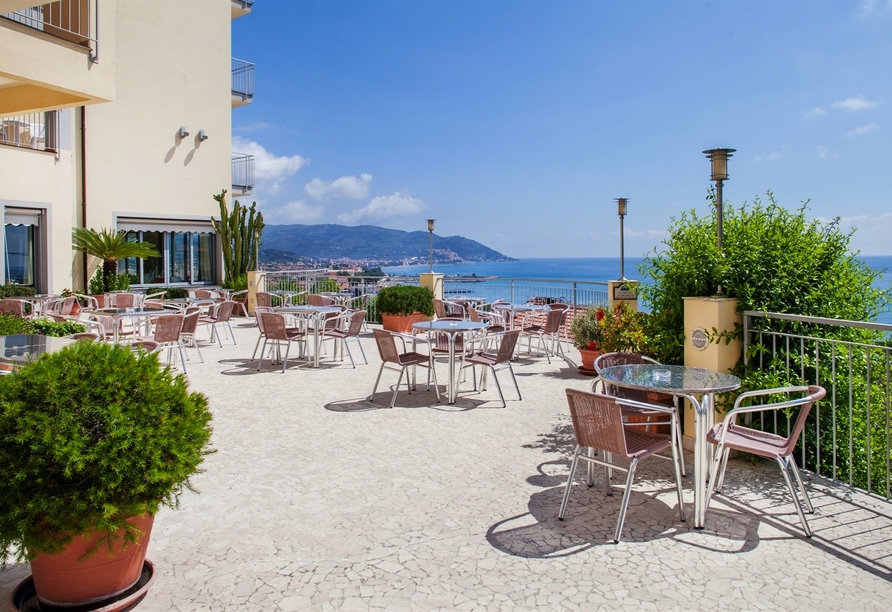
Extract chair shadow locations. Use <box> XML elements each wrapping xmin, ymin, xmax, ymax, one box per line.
<box><xmin>326</xmin><ymin>386</ymin><xmax>487</xmax><ymax>413</ymax></box>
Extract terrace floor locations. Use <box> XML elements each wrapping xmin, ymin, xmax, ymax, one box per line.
<box><xmin>3</xmin><ymin>321</ymin><xmax>892</xmax><ymax>611</ymax></box>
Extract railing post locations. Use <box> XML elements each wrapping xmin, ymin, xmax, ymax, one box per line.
<box><xmin>572</xmin><ymin>282</ymin><xmax>578</xmax><ymax>314</ymax></box>
<box><xmin>510</xmin><ymin>280</ymin><xmax>515</xmax><ymax>304</ymax></box>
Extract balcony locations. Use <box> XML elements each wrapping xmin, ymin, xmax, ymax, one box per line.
<box><xmin>232</xmin><ymin>152</ymin><xmax>255</xmax><ymax>195</ymax></box>
<box><xmin>2</xmin><ymin>0</ymin><xmax>97</xmax><ymax>59</ymax></box>
<box><xmin>231</xmin><ymin>0</ymin><xmax>253</xmax><ymax>20</ymax></box>
<box><xmin>0</xmin><ymin>111</ymin><xmax>58</xmax><ymax>152</ymax></box>
<box><xmin>231</xmin><ymin>57</ymin><xmax>254</xmax><ymax>107</ymax></box>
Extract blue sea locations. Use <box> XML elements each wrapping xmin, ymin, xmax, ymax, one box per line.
<box><xmin>383</xmin><ymin>256</ymin><xmax>892</xmax><ymax>325</ymax></box>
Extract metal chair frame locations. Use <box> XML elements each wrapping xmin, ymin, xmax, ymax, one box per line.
<box><xmin>368</xmin><ymin>329</ymin><xmax>440</xmax><ymax>408</ymax></box>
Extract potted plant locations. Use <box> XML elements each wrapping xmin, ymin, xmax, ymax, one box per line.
<box><xmin>570</xmin><ymin>304</ymin><xmax>608</xmax><ymax>371</ymax></box>
<box><xmin>0</xmin><ymin>341</ymin><xmax>213</xmax><ymax>608</ymax></box>
<box><xmin>571</xmin><ymin>302</ymin><xmax>650</xmax><ymax>371</ymax></box>
<box><xmin>376</xmin><ymin>285</ymin><xmax>435</xmax><ymax>333</ymax></box>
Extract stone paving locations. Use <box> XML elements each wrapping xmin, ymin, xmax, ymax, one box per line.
<box><xmin>3</xmin><ymin>321</ymin><xmax>892</xmax><ymax>611</ymax></box>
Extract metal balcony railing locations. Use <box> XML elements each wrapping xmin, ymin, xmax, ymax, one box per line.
<box><xmin>0</xmin><ymin>111</ymin><xmax>59</xmax><ymax>152</ymax></box>
<box><xmin>232</xmin><ymin>0</ymin><xmax>254</xmax><ymax>9</ymax></box>
<box><xmin>232</xmin><ymin>152</ymin><xmax>255</xmax><ymax>194</ymax></box>
<box><xmin>232</xmin><ymin>57</ymin><xmax>255</xmax><ymax>101</ymax></box>
<box><xmin>2</xmin><ymin>0</ymin><xmax>99</xmax><ymax>61</ymax></box>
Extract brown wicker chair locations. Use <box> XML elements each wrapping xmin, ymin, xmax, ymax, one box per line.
<box><xmin>256</xmin><ymin>312</ymin><xmax>306</xmax><ymax>373</ymax></box>
<box><xmin>707</xmin><ymin>385</ymin><xmax>826</xmax><ymax>536</ymax></box>
<box><xmin>559</xmin><ymin>388</ymin><xmax>685</xmax><ymax>543</ymax></box>
<box><xmin>198</xmin><ymin>300</ymin><xmax>237</xmax><ymax>347</ymax></box>
<box><xmin>368</xmin><ymin>329</ymin><xmax>440</xmax><ymax>408</ymax></box>
<box><xmin>433</xmin><ymin>298</ymin><xmax>462</xmax><ymax>321</ymax></box>
<box><xmin>520</xmin><ymin>307</ymin><xmax>567</xmax><ymax>363</ymax></box>
<box><xmin>135</xmin><ymin>314</ymin><xmax>186</xmax><ymax>372</ymax></box>
<box><xmin>460</xmin><ymin>329</ymin><xmax>522</xmax><ymax>408</ymax></box>
<box><xmin>320</xmin><ymin>310</ymin><xmax>367</xmax><ymax>368</ymax></box>
<box><xmin>0</xmin><ymin>299</ymin><xmax>25</xmax><ymax>317</ymax></box>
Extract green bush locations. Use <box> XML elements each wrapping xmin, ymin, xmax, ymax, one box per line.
<box><xmin>0</xmin><ymin>314</ymin><xmax>86</xmax><ymax>337</ymax></box>
<box><xmin>310</xmin><ymin>278</ymin><xmax>341</xmax><ymax>294</ymax></box>
<box><xmin>375</xmin><ymin>285</ymin><xmax>434</xmax><ymax>317</ymax></box>
<box><xmin>0</xmin><ymin>286</ymin><xmax>36</xmax><ymax>299</ymax></box>
<box><xmin>150</xmin><ymin>287</ymin><xmax>190</xmax><ymax>299</ymax></box>
<box><xmin>0</xmin><ymin>342</ymin><xmax>214</xmax><ymax>562</ymax></box>
<box><xmin>221</xmin><ymin>274</ymin><xmax>247</xmax><ymax>292</ymax></box>
<box><xmin>570</xmin><ymin>303</ymin><xmax>650</xmax><ymax>353</ymax></box>
<box><xmin>89</xmin><ymin>270</ymin><xmax>131</xmax><ymax>294</ymax></box>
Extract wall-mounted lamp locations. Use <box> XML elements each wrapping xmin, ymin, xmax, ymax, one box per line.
<box><xmin>702</xmin><ymin>147</ymin><xmax>736</xmax><ymax>295</ymax></box>
<box><xmin>198</xmin><ymin>130</ymin><xmax>208</xmax><ymax>142</ymax></box>
<box><xmin>427</xmin><ymin>219</ymin><xmax>435</xmax><ymax>273</ymax></box>
<box><xmin>178</xmin><ymin>126</ymin><xmax>189</xmax><ymax>139</ymax></box>
<box><xmin>615</xmin><ymin>198</ymin><xmax>628</xmax><ymax>280</ymax></box>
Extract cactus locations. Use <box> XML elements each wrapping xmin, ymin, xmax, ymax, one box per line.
<box><xmin>211</xmin><ymin>189</ymin><xmax>265</xmax><ymax>282</ymax></box>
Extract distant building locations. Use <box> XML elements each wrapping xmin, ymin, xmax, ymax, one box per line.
<box><xmin>0</xmin><ymin>0</ymin><xmax>255</xmax><ymax>291</ymax></box>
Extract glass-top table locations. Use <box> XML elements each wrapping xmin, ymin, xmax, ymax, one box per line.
<box><xmin>599</xmin><ymin>363</ymin><xmax>741</xmax><ymax>529</ymax></box>
<box><xmin>413</xmin><ymin>320</ymin><xmax>488</xmax><ymax>404</ymax></box>
<box><xmin>274</xmin><ymin>306</ymin><xmax>345</xmax><ymax>367</ymax></box>
<box><xmin>0</xmin><ymin>334</ymin><xmax>77</xmax><ymax>368</ymax></box>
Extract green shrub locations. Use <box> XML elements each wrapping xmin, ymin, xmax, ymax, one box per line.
<box><xmin>150</xmin><ymin>287</ymin><xmax>190</xmax><ymax>299</ymax></box>
<box><xmin>0</xmin><ymin>286</ymin><xmax>36</xmax><ymax>298</ymax></box>
<box><xmin>375</xmin><ymin>285</ymin><xmax>434</xmax><ymax>317</ymax></box>
<box><xmin>0</xmin><ymin>314</ymin><xmax>85</xmax><ymax>337</ymax></box>
<box><xmin>89</xmin><ymin>270</ymin><xmax>131</xmax><ymax>294</ymax></box>
<box><xmin>221</xmin><ymin>274</ymin><xmax>247</xmax><ymax>292</ymax></box>
<box><xmin>0</xmin><ymin>341</ymin><xmax>214</xmax><ymax>562</ymax></box>
<box><xmin>0</xmin><ymin>313</ymin><xmax>29</xmax><ymax>336</ymax></box>
<box><xmin>310</xmin><ymin>278</ymin><xmax>341</xmax><ymax>294</ymax></box>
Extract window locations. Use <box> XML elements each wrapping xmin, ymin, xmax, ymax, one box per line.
<box><xmin>4</xmin><ymin>224</ymin><xmax>36</xmax><ymax>286</ymax></box>
<box><xmin>117</xmin><ymin>229</ymin><xmax>215</xmax><ymax>286</ymax></box>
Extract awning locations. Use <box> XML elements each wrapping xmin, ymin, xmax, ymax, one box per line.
<box><xmin>4</xmin><ymin>207</ymin><xmax>42</xmax><ymax>227</ymax></box>
<box><xmin>116</xmin><ymin>217</ymin><xmax>215</xmax><ymax>234</ymax></box>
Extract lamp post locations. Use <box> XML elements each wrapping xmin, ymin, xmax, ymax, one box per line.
<box><xmin>427</xmin><ymin>219</ymin><xmax>435</xmax><ymax>273</ymax></box>
<box><xmin>702</xmin><ymin>147</ymin><xmax>735</xmax><ymax>296</ymax></box>
<box><xmin>615</xmin><ymin>198</ymin><xmax>628</xmax><ymax>280</ymax></box>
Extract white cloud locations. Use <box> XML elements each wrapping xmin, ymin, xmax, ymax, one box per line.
<box><xmin>754</xmin><ymin>145</ymin><xmax>789</xmax><ymax>162</ymax></box>
<box><xmin>234</xmin><ymin>122</ymin><xmax>273</xmax><ymax>132</ymax></box>
<box><xmin>860</xmin><ymin>0</ymin><xmax>892</xmax><ymax>14</ymax></box>
<box><xmin>305</xmin><ymin>174</ymin><xmax>372</xmax><ymax>201</ymax></box>
<box><xmin>816</xmin><ymin>146</ymin><xmax>838</xmax><ymax>160</ymax></box>
<box><xmin>831</xmin><ymin>96</ymin><xmax>880</xmax><ymax>111</ymax></box>
<box><xmin>262</xmin><ymin>200</ymin><xmax>324</xmax><ymax>224</ymax></box>
<box><xmin>802</xmin><ymin>107</ymin><xmax>826</xmax><ymax>120</ymax></box>
<box><xmin>338</xmin><ymin>191</ymin><xmax>425</xmax><ymax>223</ymax></box>
<box><xmin>232</xmin><ymin>137</ymin><xmax>308</xmax><ymax>194</ymax></box>
<box><xmin>818</xmin><ymin>212</ymin><xmax>892</xmax><ymax>255</ymax></box>
<box><xmin>845</xmin><ymin>123</ymin><xmax>880</xmax><ymax>137</ymax></box>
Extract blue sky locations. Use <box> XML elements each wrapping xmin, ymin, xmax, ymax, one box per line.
<box><xmin>232</xmin><ymin>0</ymin><xmax>892</xmax><ymax>258</ymax></box>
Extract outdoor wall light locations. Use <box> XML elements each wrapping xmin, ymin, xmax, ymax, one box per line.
<box><xmin>615</xmin><ymin>198</ymin><xmax>628</xmax><ymax>280</ymax></box>
<box><xmin>427</xmin><ymin>219</ymin><xmax>435</xmax><ymax>273</ymax></box>
<box><xmin>198</xmin><ymin>130</ymin><xmax>208</xmax><ymax>141</ymax></box>
<box><xmin>703</xmin><ymin>147</ymin><xmax>736</xmax><ymax>295</ymax></box>
<box><xmin>178</xmin><ymin>126</ymin><xmax>189</xmax><ymax>139</ymax></box>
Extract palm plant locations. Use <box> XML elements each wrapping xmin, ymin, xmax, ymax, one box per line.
<box><xmin>72</xmin><ymin>228</ymin><xmax>160</xmax><ymax>292</ymax></box>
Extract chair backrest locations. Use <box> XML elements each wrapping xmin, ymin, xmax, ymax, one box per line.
<box><xmin>468</xmin><ymin>308</ymin><xmax>480</xmax><ymax>322</ymax></box>
<box><xmin>0</xmin><ymin>299</ymin><xmax>24</xmax><ymax>317</ymax></box>
<box><xmin>594</xmin><ymin>352</ymin><xmax>659</xmax><ymax>403</ymax></box>
<box><xmin>256</xmin><ymin>292</ymin><xmax>273</xmax><ymax>307</ymax></box>
<box><xmin>71</xmin><ymin>332</ymin><xmax>99</xmax><ymax>342</ymax></box>
<box><xmin>345</xmin><ymin>310</ymin><xmax>366</xmax><ymax>337</ymax></box>
<box><xmin>112</xmin><ymin>293</ymin><xmax>136</xmax><ymax>308</ymax></box>
<box><xmin>373</xmin><ymin>329</ymin><xmax>402</xmax><ymax>365</ymax></box>
<box><xmin>131</xmin><ymin>340</ymin><xmax>160</xmax><ymax>353</ymax></box>
<box><xmin>433</xmin><ymin>299</ymin><xmax>448</xmax><ymax>319</ymax></box>
<box><xmin>254</xmin><ymin>306</ymin><xmax>272</xmax><ymax>334</ymax></box>
<box><xmin>60</xmin><ymin>296</ymin><xmax>77</xmax><ymax>315</ymax></box>
<box><xmin>543</xmin><ymin>308</ymin><xmax>565</xmax><ymax>334</ymax></box>
<box><xmin>308</xmin><ymin>294</ymin><xmax>334</xmax><ymax>307</ymax></box>
<box><xmin>144</xmin><ymin>299</ymin><xmax>165</xmax><ymax>310</ymax></box>
<box><xmin>260</xmin><ymin>312</ymin><xmax>289</xmax><ymax>341</ymax></box>
<box><xmin>778</xmin><ymin>386</ymin><xmax>827</xmax><ymax>456</ymax></box>
<box><xmin>194</xmin><ymin>289</ymin><xmax>213</xmax><ymax>299</ymax></box>
<box><xmin>153</xmin><ymin>314</ymin><xmax>184</xmax><ymax>343</ymax></box>
<box><xmin>565</xmin><ymin>388</ymin><xmax>631</xmax><ymax>458</ymax></box>
<box><xmin>495</xmin><ymin>330</ymin><xmax>521</xmax><ymax>364</ymax></box>
<box><xmin>213</xmin><ymin>301</ymin><xmax>235</xmax><ymax>322</ymax></box>
<box><xmin>181</xmin><ymin>310</ymin><xmax>200</xmax><ymax>334</ymax></box>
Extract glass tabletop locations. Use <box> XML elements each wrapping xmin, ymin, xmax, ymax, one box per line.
<box><xmin>275</xmin><ymin>306</ymin><xmax>342</xmax><ymax>313</ymax></box>
<box><xmin>599</xmin><ymin>364</ymin><xmax>741</xmax><ymax>395</ymax></box>
<box><xmin>0</xmin><ymin>334</ymin><xmax>76</xmax><ymax>364</ymax></box>
<box><xmin>412</xmin><ymin>321</ymin><xmax>488</xmax><ymax>332</ymax></box>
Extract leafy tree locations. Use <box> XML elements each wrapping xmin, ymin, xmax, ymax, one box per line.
<box><xmin>211</xmin><ymin>189</ymin><xmax>264</xmax><ymax>283</ymax></box>
<box><xmin>72</xmin><ymin>228</ymin><xmax>159</xmax><ymax>293</ymax></box>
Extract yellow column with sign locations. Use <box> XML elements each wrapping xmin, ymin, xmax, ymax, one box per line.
<box><xmin>607</xmin><ymin>280</ymin><xmax>638</xmax><ymax>312</ymax></box>
<box><xmin>246</xmin><ymin>271</ymin><xmax>266</xmax><ymax>316</ymax></box>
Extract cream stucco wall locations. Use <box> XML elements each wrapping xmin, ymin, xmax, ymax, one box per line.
<box><xmin>84</xmin><ymin>0</ymin><xmax>231</xmax><ymax>235</ymax></box>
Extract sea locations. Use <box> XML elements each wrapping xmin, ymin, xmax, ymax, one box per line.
<box><xmin>383</xmin><ymin>256</ymin><xmax>892</xmax><ymax>325</ymax></box>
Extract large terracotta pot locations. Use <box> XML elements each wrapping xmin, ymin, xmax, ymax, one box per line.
<box><xmin>577</xmin><ymin>348</ymin><xmax>603</xmax><ymax>372</ymax></box>
<box><xmin>29</xmin><ymin>515</ymin><xmax>155</xmax><ymax>607</ymax></box>
<box><xmin>380</xmin><ymin>313</ymin><xmax>429</xmax><ymax>334</ymax></box>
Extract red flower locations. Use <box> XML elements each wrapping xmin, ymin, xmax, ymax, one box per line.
<box><xmin>587</xmin><ymin>341</ymin><xmax>597</xmax><ymax>350</ymax></box>
<box><xmin>595</xmin><ymin>309</ymin><xmax>605</xmax><ymax>322</ymax></box>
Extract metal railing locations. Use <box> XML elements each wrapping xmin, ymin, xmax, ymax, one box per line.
<box><xmin>743</xmin><ymin>310</ymin><xmax>892</xmax><ymax>499</ymax></box>
<box><xmin>0</xmin><ymin>111</ymin><xmax>58</xmax><ymax>152</ymax></box>
<box><xmin>263</xmin><ymin>270</ymin><xmax>388</xmax><ymax>318</ymax></box>
<box><xmin>443</xmin><ymin>277</ymin><xmax>609</xmax><ymax>311</ymax></box>
<box><xmin>231</xmin><ymin>57</ymin><xmax>255</xmax><ymax>101</ymax></box>
<box><xmin>232</xmin><ymin>0</ymin><xmax>254</xmax><ymax>8</ymax></box>
<box><xmin>2</xmin><ymin>1</ymin><xmax>99</xmax><ymax>61</ymax></box>
<box><xmin>232</xmin><ymin>153</ymin><xmax>255</xmax><ymax>194</ymax></box>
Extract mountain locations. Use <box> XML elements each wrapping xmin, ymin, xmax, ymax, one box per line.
<box><xmin>259</xmin><ymin>224</ymin><xmax>514</xmax><ymax>264</ymax></box>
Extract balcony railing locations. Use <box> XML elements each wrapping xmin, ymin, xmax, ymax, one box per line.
<box><xmin>0</xmin><ymin>111</ymin><xmax>59</xmax><ymax>152</ymax></box>
<box><xmin>2</xmin><ymin>0</ymin><xmax>99</xmax><ymax>61</ymax></box>
<box><xmin>232</xmin><ymin>57</ymin><xmax>255</xmax><ymax>102</ymax></box>
<box><xmin>232</xmin><ymin>0</ymin><xmax>254</xmax><ymax>9</ymax></box>
<box><xmin>232</xmin><ymin>152</ymin><xmax>255</xmax><ymax>194</ymax></box>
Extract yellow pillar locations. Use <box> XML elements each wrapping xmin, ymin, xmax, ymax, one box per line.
<box><xmin>246</xmin><ymin>270</ymin><xmax>266</xmax><ymax>316</ymax></box>
<box><xmin>419</xmin><ymin>273</ymin><xmax>444</xmax><ymax>300</ymax></box>
<box><xmin>682</xmin><ymin>296</ymin><xmax>742</xmax><ymax>446</ymax></box>
<box><xmin>607</xmin><ymin>280</ymin><xmax>638</xmax><ymax>312</ymax></box>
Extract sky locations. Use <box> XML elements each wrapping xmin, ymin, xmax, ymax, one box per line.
<box><xmin>231</xmin><ymin>0</ymin><xmax>892</xmax><ymax>258</ymax></box>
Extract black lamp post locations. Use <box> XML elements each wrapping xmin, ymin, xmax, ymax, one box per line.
<box><xmin>427</xmin><ymin>219</ymin><xmax>435</xmax><ymax>273</ymax></box>
<box><xmin>615</xmin><ymin>198</ymin><xmax>628</xmax><ymax>280</ymax></box>
<box><xmin>702</xmin><ymin>148</ymin><xmax>735</xmax><ymax>295</ymax></box>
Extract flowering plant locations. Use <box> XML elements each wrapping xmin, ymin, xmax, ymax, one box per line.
<box><xmin>571</xmin><ymin>302</ymin><xmax>650</xmax><ymax>353</ymax></box>
<box><xmin>570</xmin><ymin>305</ymin><xmax>607</xmax><ymax>350</ymax></box>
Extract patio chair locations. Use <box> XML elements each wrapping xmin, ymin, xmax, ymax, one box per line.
<box><xmin>179</xmin><ymin>307</ymin><xmax>204</xmax><ymax>364</ymax></box>
<box><xmin>110</xmin><ymin>293</ymin><xmax>137</xmax><ymax>308</ymax></box>
<box><xmin>0</xmin><ymin>299</ymin><xmax>25</xmax><ymax>317</ymax></box>
<box><xmin>198</xmin><ymin>300</ymin><xmax>237</xmax><ymax>347</ymax></box>
<box><xmin>593</xmin><ymin>352</ymin><xmax>686</xmax><ymax>476</ymax></box>
<box><xmin>71</xmin><ymin>332</ymin><xmax>100</xmax><ymax>342</ymax></box>
<box><xmin>706</xmin><ymin>385</ymin><xmax>827</xmax><ymax>537</ymax></box>
<box><xmin>368</xmin><ymin>329</ymin><xmax>440</xmax><ymax>408</ymax></box>
<box><xmin>558</xmin><ymin>389</ymin><xmax>685</xmax><ymax>543</ymax></box>
<box><xmin>469</xmin><ymin>307</ymin><xmax>505</xmax><ymax>334</ymax></box>
<box><xmin>320</xmin><ymin>310</ymin><xmax>367</xmax><ymax>368</ymax></box>
<box><xmin>130</xmin><ymin>340</ymin><xmax>161</xmax><ymax>354</ymax></box>
<box><xmin>308</xmin><ymin>294</ymin><xmax>335</xmax><ymax>307</ymax></box>
<box><xmin>520</xmin><ymin>307</ymin><xmax>567</xmax><ymax>363</ymax></box>
<box><xmin>256</xmin><ymin>292</ymin><xmax>279</xmax><ymax>308</ymax></box>
<box><xmin>136</xmin><ymin>314</ymin><xmax>187</xmax><ymax>372</ymax></box>
<box><xmin>434</xmin><ymin>298</ymin><xmax>462</xmax><ymax>321</ymax></box>
<box><xmin>256</xmin><ymin>312</ymin><xmax>307</xmax><ymax>373</ymax></box>
<box><xmin>230</xmin><ymin>289</ymin><xmax>249</xmax><ymax>317</ymax></box>
<box><xmin>459</xmin><ymin>329</ymin><xmax>522</xmax><ymax>408</ymax></box>
<box><xmin>251</xmin><ymin>306</ymin><xmax>274</xmax><ymax>360</ymax></box>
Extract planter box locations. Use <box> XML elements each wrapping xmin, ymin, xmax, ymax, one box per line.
<box><xmin>381</xmin><ymin>313</ymin><xmax>429</xmax><ymax>334</ymax></box>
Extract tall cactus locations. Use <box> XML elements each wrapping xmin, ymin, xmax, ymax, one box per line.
<box><xmin>211</xmin><ymin>189</ymin><xmax>265</xmax><ymax>282</ymax></box>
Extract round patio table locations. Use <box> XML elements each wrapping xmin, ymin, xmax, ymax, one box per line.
<box><xmin>599</xmin><ymin>363</ymin><xmax>740</xmax><ymax>529</ymax></box>
<box><xmin>412</xmin><ymin>320</ymin><xmax>488</xmax><ymax>404</ymax></box>
<box><xmin>274</xmin><ymin>305</ymin><xmax>344</xmax><ymax>367</ymax></box>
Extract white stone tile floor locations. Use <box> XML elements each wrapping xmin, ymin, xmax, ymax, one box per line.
<box><xmin>3</xmin><ymin>320</ymin><xmax>892</xmax><ymax>611</ymax></box>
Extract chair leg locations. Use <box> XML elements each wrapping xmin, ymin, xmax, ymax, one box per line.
<box><xmin>343</xmin><ymin>338</ymin><xmax>356</xmax><ymax>368</ymax></box>
<box><xmin>715</xmin><ymin>447</ymin><xmax>731</xmax><ymax>493</ymax></box>
<box><xmin>787</xmin><ymin>456</ymin><xmax>814</xmax><ymax>513</ymax></box>
<box><xmin>604</xmin><ymin>452</ymin><xmax>613</xmax><ymax>496</ymax></box>
<box><xmin>489</xmin><ymin>365</ymin><xmax>506</xmax><ymax>408</ymax></box>
<box><xmin>558</xmin><ymin>445</ymin><xmax>582</xmax><ymax>520</ymax></box>
<box><xmin>507</xmin><ymin>363</ymin><xmax>522</xmax><ymax>400</ymax></box>
<box><xmin>355</xmin><ymin>337</ymin><xmax>367</xmax><ymax>364</ymax></box>
<box><xmin>251</xmin><ymin>334</ymin><xmax>264</xmax><ymax>360</ymax></box>
<box><xmin>429</xmin><ymin>361</ymin><xmax>441</xmax><ymax>403</ymax></box>
<box><xmin>586</xmin><ymin>447</ymin><xmax>595</xmax><ymax>486</ymax></box>
<box><xmin>673</xmin><ymin>397</ymin><xmax>686</xmax><ymax>476</ymax></box>
<box><xmin>177</xmin><ymin>342</ymin><xmax>188</xmax><ymax>374</ymax></box>
<box><xmin>256</xmin><ymin>338</ymin><xmax>269</xmax><ymax>371</ymax></box>
<box><xmin>670</xmin><ymin>415</ymin><xmax>686</xmax><ymax>522</ymax></box>
<box><xmin>227</xmin><ymin>322</ymin><xmax>237</xmax><ymax>345</ymax></box>
<box><xmin>777</xmin><ymin>456</ymin><xmax>812</xmax><ymax>537</ymax></box>
<box><xmin>281</xmin><ymin>341</ymin><xmax>292</xmax><ymax>373</ymax></box>
<box><xmin>614</xmin><ymin>458</ymin><xmax>639</xmax><ymax>543</ymax></box>
<box><xmin>368</xmin><ymin>363</ymin><xmax>386</xmax><ymax>401</ymax></box>
<box><xmin>390</xmin><ymin>368</ymin><xmax>405</xmax><ymax>408</ymax></box>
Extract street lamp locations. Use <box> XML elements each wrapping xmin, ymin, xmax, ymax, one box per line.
<box><xmin>615</xmin><ymin>198</ymin><xmax>628</xmax><ymax>280</ymax></box>
<box><xmin>427</xmin><ymin>219</ymin><xmax>435</xmax><ymax>273</ymax></box>
<box><xmin>702</xmin><ymin>147</ymin><xmax>735</xmax><ymax>295</ymax></box>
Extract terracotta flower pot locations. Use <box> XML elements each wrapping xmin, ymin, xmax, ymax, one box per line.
<box><xmin>29</xmin><ymin>515</ymin><xmax>155</xmax><ymax>607</ymax></box>
<box><xmin>577</xmin><ymin>348</ymin><xmax>603</xmax><ymax>372</ymax></box>
<box><xmin>380</xmin><ymin>312</ymin><xmax>429</xmax><ymax>334</ymax></box>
